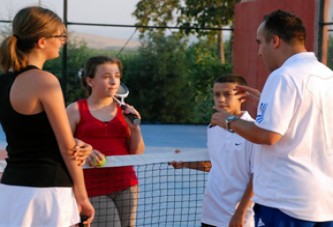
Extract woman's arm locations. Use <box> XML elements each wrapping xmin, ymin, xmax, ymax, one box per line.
<box><xmin>39</xmin><ymin>72</ymin><xmax>94</xmax><ymax>223</ymax></box>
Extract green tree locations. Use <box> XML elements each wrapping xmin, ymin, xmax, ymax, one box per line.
<box><xmin>133</xmin><ymin>0</ymin><xmax>236</xmax><ymax>63</ymax></box>
<box><xmin>186</xmin><ymin>39</ymin><xmax>232</xmax><ymax>122</ymax></box>
<box><xmin>121</xmin><ymin>33</ymin><xmax>232</xmax><ymax>124</ymax></box>
<box><xmin>122</xmin><ymin>32</ymin><xmax>196</xmax><ymax>123</ymax></box>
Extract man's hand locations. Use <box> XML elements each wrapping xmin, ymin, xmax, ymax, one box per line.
<box><xmin>236</xmin><ymin>85</ymin><xmax>261</xmax><ymax>108</ymax></box>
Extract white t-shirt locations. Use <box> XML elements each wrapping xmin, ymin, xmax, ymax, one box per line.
<box><xmin>201</xmin><ymin>111</ymin><xmax>256</xmax><ymax>227</ymax></box>
<box><xmin>253</xmin><ymin>52</ymin><xmax>333</xmax><ymax>221</ymax></box>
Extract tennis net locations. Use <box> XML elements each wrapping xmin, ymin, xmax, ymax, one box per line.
<box><xmin>0</xmin><ymin>148</ymin><xmax>210</xmax><ymax>227</ymax></box>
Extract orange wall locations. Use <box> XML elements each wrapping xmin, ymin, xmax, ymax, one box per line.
<box><xmin>233</xmin><ymin>0</ymin><xmax>316</xmax><ymax>116</ymax></box>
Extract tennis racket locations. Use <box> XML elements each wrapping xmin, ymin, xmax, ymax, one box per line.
<box><xmin>114</xmin><ymin>83</ymin><xmax>141</xmax><ymax>125</ymax></box>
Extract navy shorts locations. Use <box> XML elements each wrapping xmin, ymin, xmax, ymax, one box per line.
<box><xmin>254</xmin><ymin>204</ymin><xmax>333</xmax><ymax>227</ymax></box>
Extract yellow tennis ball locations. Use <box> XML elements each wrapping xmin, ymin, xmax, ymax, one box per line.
<box><xmin>94</xmin><ymin>156</ymin><xmax>106</xmax><ymax>167</ymax></box>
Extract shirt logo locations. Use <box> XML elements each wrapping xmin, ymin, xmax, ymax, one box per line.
<box><xmin>256</xmin><ymin>103</ymin><xmax>268</xmax><ymax>124</ymax></box>
<box><xmin>257</xmin><ymin>218</ymin><xmax>265</xmax><ymax>226</ymax></box>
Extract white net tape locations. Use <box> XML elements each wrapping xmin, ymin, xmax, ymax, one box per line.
<box><xmin>0</xmin><ymin>148</ymin><xmax>209</xmax><ymax>171</ymax></box>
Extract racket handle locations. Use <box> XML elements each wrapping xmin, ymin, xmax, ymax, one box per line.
<box><xmin>121</xmin><ymin>105</ymin><xmax>141</xmax><ymax>125</ymax></box>
<box><xmin>125</xmin><ymin>113</ymin><xmax>141</xmax><ymax>125</ymax></box>
<box><xmin>78</xmin><ymin>215</ymin><xmax>88</xmax><ymax>227</ymax></box>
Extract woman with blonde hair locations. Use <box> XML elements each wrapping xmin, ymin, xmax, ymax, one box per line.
<box><xmin>0</xmin><ymin>6</ymin><xmax>94</xmax><ymax>226</ymax></box>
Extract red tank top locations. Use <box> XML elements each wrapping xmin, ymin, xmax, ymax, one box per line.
<box><xmin>75</xmin><ymin>99</ymin><xmax>138</xmax><ymax>197</ymax></box>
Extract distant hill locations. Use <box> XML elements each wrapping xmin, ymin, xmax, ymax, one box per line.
<box><xmin>69</xmin><ymin>32</ymin><xmax>141</xmax><ymax>50</ymax></box>
<box><xmin>0</xmin><ymin>32</ymin><xmax>141</xmax><ymax>50</ymax></box>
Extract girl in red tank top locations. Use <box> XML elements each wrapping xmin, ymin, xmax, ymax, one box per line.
<box><xmin>67</xmin><ymin>56</ymin><xmax>144</xmax><ymax>227</ymax></box>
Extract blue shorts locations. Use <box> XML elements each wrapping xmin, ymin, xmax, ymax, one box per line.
<box><xmin>254</xmin><ymin>204</ymin><xmax>333</xmax><ymax>227</ymax></box>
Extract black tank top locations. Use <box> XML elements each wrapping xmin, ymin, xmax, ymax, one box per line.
<box><xmin>0</xmin><ymin>66</ymin><xmax>72</xmax><ymax>187</ymax></box>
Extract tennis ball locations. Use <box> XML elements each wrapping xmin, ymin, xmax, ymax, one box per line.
<box><xmin>94</xmin><ymin>156</ymin><xmax>106</xmax><ymax>167</ymax></box>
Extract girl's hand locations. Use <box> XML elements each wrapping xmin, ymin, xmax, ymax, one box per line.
<box><xmin>74</xmin><ymin>139</ymin><xmax>93</xmax><ymax>166</ymax></box>
<box><xmin>86</xmin><ymin>149</ymin><xmax>106</xmax><ymax>167</ymax></box>
<box><xmin>122</xmin><ymin>104</ymin><xmax>141</xmax><ymax>127</ymax></box>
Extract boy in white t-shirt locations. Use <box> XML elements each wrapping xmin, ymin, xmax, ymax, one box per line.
<box><xmin>170</xmin><ymin>75</ymin><xmax>257</xmax><ymax>227</ymax></box>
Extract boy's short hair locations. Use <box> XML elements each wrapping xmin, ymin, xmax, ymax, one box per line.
<box><xmin>214</xmin><ymin>74</ymin><xmax>247</xmax><ymax>86</ymax></box>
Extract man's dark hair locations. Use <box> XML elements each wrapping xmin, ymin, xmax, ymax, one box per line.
<box><xmin>263</xmin><ymin>10</ymin><xmax>306</xmax><ymax>44</ymax></box>
<box><xmin>214</xmin><ymin>74</ymin><xmax>247</xmax><ymax>86</ymax></box>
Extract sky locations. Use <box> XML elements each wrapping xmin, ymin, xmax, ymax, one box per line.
<box><xmin>3</xmin><ymin>0</ymin><xmax>330</xmax><ymax>43</ymax></box>
<box><xmin>0</xmin><ymin>0</ymin><xmax>139</xmax><ymax>40</ymax></box>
